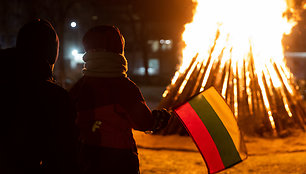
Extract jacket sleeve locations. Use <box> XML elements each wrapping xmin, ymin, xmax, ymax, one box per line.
<box><xmin>119</xmin><ymin>83</ymin><xmax>155</xmax><ymax>131</ymax></box>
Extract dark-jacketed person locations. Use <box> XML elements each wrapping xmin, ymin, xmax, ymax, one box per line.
<box><xmin>0</xmin><ymin>19</ymin><xmax>78</xmax><ymax>174</ymax></box>
<box><xmin>69</xmin><ymin>25</ymin><xmax>170</xmax><ymax>174</ymax></box>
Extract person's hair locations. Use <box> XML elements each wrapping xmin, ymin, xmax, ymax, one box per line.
<box><xmin>82</xmin><ymin>25</ymin><xmax>125</xmax><ymax>54</ymax></box>
<box><xmin>16</xmin><ymin>19</ymin><xmax>59</xmax><ymax>81</ymax></box>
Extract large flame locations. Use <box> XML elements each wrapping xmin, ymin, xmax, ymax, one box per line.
<box><xmin>179</xmin><ymin>0</ymin><xmax>295</xmax><ymax>72</ymax></box>
<box><xmin>163</xmin><ymin>0</ymin><xmax>299</xmax><ymax>133</ymax></box>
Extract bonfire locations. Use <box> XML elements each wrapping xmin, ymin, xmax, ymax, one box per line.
<box><xmin>159</xmin><ymin>0</ymin><xmax>306</xmax><ymax>136</ymax></box>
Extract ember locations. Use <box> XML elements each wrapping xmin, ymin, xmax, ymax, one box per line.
<box><xmin>159</xmin><ymin>0</ymin><xmax>306</xmax><ymax>136</ymax></box>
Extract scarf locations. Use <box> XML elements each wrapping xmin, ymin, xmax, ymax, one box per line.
<box><xmin>82</xmin><ymin>51</ymin><xmax>128</xmax><ymax>77</ymax></box>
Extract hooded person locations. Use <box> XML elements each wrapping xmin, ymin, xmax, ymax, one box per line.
<box><xmin>16</xmin><ymin>18</ymin><xmax>59</xmax><ymax>81</ymax></box>
<box><xmin>0</xmin><ymin>19</ymin><xmax>79</xmax><ymax>174</ymax></box>
<box><xmin>69</xmin><ymin>25</ymin><xmax>170</xmax><ymax>174</ymax></box>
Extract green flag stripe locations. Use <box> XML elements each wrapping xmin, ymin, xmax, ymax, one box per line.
<box><xmin>189</xmin><ymin>94</ymin><xmax>241</xmax><ymax>167</ymax></box>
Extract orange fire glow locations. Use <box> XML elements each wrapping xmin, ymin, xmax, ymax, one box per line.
<box><xmin>163</xmin><ymin>0</ymin><xmax>298</xmax><ymax>131</ymax></box>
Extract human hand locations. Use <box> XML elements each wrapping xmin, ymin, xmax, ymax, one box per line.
<box><xmin>151</xmin><ymin>108</ymin><xmax>171</xmax><ymax>133</ymax></box>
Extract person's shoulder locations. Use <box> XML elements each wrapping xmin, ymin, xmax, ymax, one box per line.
<box><xmin>0</xmin><ymin>47</ymin><xmax>17</xmax><ymax>57</ymax></box>
<box><xmin>118</xmin><ymin>77</ymin><xmax>145</xmax><ymax>99</ymax></box>
<box><xmin>120</xmin><ymin>77</ymin><xmax>140</xmax><ymax>89</ymax></box>
<box><xmin>42</xmin><ymin>80</ymin><xmax>69</xmax><ymax>97</ymax></box>
<box><xmin>69</xmin><ymin>76</ymin><xmax>86</xmax><ymax>93</ymax></box>
<box><xmin>1</xmin><ymin>48</ymin><xmax>17</xmax><ymax>78</ymax></box>
<box><xmin>0</xmin><ymin>48</ymin><xmax>18</xmax><ymax>67</ymax></box>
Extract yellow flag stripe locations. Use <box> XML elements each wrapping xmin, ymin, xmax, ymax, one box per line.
<box><xmin>202</xmin><ymin>87</ymin><xmax>247</xmax><ymax>160</ymax></box>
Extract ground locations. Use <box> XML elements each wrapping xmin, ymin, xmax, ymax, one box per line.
<box><xmin>137</xmin><ymin>86</ymin><xmax>306</xmax><ymax>174</ymax></box>
<box><xmin>134</xmin><ymin>130</ymin><xmax>306</xmax><ymax>174</ymax></box>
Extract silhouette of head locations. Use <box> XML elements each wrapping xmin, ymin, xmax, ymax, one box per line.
<box><xmin>15</xmin><ymin>19</ymin><xmax>59</xmax><ymax>81</ymax></box>
<box><xmin>16</xmin><ymin>19</ymin><xmax>59</xmax><ymax>65</ymax></box>
<box><xmin>82</xmin><ymin>25</ymin><xmax>125</xmax><ymax>54</ymax></box>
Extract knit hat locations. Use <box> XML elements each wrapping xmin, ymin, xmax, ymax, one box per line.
<box><xmin>82</xmin><ymin>25</ymin><xmax>125</xmax><ymax>54</ymax></box>
<box><xmin>16</xmin><ymin>19</ymin><xmax>59</xmax><ymax>65</ymax></box>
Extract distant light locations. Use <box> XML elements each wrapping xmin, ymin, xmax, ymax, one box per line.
<box><xmin>92</xmin><ymin>16</ymin><xmax>98</xmax><ymax>20</ymax></box>
<box><xmin>70</xmin><ymin>49</ymin><xmax>84</xmax><ymax>68</ymax></box>
<box><xmin>70</xmin><ymin>21</ymin><xmax>77</xmax><ymax>28</ymax></box>
<box><xmin>72</xmin><ymin>49</ymin><xmax>78</xmax><ymax>56</ymax></box>
<box><xmin>160</xmin><ymin>39</ymin><xmax>172</xmax><ymax>45</ymax></box>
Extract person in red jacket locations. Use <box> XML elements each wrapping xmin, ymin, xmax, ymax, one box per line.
<box><xmin>69</xmin><ymin>25</ymin><xmax>170</xmax><ymax>174</ymax></box>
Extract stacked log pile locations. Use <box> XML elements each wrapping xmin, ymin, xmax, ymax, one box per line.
<box><xmin>158</xmin><ymin>33</ymin><xmax>306</xmax><ymax>137</ymax></box>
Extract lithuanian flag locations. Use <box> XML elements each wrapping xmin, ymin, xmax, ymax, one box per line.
<box><xmin>174</xmin><ymin>87</ymin><xmax>247</xmax><ymax>174</ymax></box>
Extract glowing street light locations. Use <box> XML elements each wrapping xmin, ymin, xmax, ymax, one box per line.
<box><xmin>71</xmin><ymin>49</ymin><xmax>78</xmax><ymax>56</ymax></box>
<box><xmin>70</xmin><ymin>21</ymin><xmax>77</xmax><ymax>28</ymax></box>
<box><xmin>71</xmin><ymin>49</ymin><xmax>84</xmax><ymax>67</ymax></box>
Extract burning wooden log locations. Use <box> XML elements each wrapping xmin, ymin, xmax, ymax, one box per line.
<box><xmin>158</xmin><ymin>35</ymin><xmax>306</xmax><ymax>137</ymax></box>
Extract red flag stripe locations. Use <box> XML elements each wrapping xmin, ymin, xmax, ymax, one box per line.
<box><xmin>175</xmin><ymin>102</ymin><xmax>225</xmax><ymax>173</ymax></box>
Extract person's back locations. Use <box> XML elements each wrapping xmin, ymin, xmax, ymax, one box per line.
<box><xmin>70</xmin><ymin>25</ymin><xmax>170</xmax><ymax>174</ymax></box>
<box><xmin>0</xmin><ymin>19</ymin><xmax>78</xmax><ymax>174</ymax></box>
<box><xmin>2</xmin><ymin>81</ymin><xmax>77</xmax><ymax>174</ymax></box>
<box><xmin>69</xmin><ymin>25</ymin><xmax>152</xmax><ymax>174</ymax></box>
